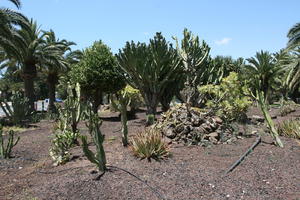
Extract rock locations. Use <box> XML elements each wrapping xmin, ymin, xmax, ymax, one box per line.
<box><xmin>207</xmin><ymin>132</ymin><xmax>218</xmax><ymax>138</ymax></box>
<box><xmin>214</xmin><ymin>116</ymin><xmax>223</xmax><ymax>124</ymax></box>
<box><xmin>251</xmin><ymin>115</ymin><xmax>264</xmax><ymax>122</ymax></box>
<box><xmin>165</xmin><ymin>129</ymin><xmax>176</xmax><ymax>139</ymax></box>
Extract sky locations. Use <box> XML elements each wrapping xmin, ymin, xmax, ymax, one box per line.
<box><xmin>2</xmin><ymin>0</ymin><xmax>300</xmax><ymax>58</ymax></box>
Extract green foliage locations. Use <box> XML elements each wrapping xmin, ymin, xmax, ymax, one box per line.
<box><xmin>0</xmin><ymin>92</ymin><xmax>31</xmax><ymax>125</ymax></box>
<box><xmin>198</xmin><ymin>72</ymin><xmax>252</xmax><ymax>122</ymax></box>
<box><xmin>81</xmin><ymin>109</ymin><xmax>106</xmax><ymax>172</ymax></box>
<box><xmin>246</xmin><ymin>51</ymin><xmax>282</xmax><ymax>103</ymax></box>
<box><xmin>70</xmin><ymin>40</ymin><xmax>125</xmax><ymax>111</ymax></box>
<box><xmin>130</xmin><ymin>128</ymin><xmax>169</xmax><ymax>161</ymax></box>
<box><xmin>117</xmin><ymin>32</ymin><xmax>181</xmax><ymax>124</ymax></box>
<box><xmin>49</xmin><ymin>130</ymin><xmax>79</xmax><ymax>165</ymax></box>
<box><xmin>0</xmin><ymin>125</ymin><xmax>20</xmax><ymax>159</ymax></box>
<box><xmin>277</xmin><ymin>119</ymin><xmax>300</xmax><ymax>139</ymax></box>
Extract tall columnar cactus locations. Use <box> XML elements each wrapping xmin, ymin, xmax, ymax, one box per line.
<box><xmin>173</xmin><ymin>28</ymin><xmax>210</xmax><ymax>116</ymax></box>
<box><xmin>65</xmin><ymin>82</ymin><xmax>84</xmax><ymax>133</ymax></box>
<box><xmin>82</xmin><ymin>110</ymin><xmax>106</xmax><ymax>172</ymax></box>
<box><xmin>0</xmin><ymin>126</ymin><xmax>20</xmax><ymax>159</ymax></box>
<box><xmin>257</xmin><ymin>91</ymin><xmax>284</xmax><ymax>147</ymax></box>
<box><xmin>111</xmin><ymin>85</ymin><xmax>140</xmax><ymax>146</ymax></box>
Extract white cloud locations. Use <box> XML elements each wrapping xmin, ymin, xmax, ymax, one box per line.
<box><xmin>143</xmin><ymin>32</ymin><xmax>150</xmax><ymax>36</ymax></box>
<box><xmin>215</xmin><ymin>37</ymin><xmax>232</xmax><ymax>45</ymax></box>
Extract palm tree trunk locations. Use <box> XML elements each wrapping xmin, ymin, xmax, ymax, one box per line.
<box><xmin>23</xmin><ymin>62</ymin><xmax>37</xmax><ymax>112</ymax></box>
<box><xmin>47</xmin><ymin>73</ymin><xmax>59</xmax><ymax>113</ymax></box>
<box><xmin>23</xmin><ymin>75</ymin><xmax>35</xmax><ymax>112</ymax></box>
<box><xmin>92</xmin><ymin>90</ymin><xmax>102</xmax><ymax>113</ymax></box>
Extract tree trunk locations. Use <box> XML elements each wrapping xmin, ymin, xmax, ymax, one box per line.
<box><xmin>47</xmin><ymin>73</ymin><xmax>59</xmax><ymax>113</ymax></box>
<box><xmin>23</xmin><ymin>61</ymin><xmax>37</xmax><ymax>112</ymax></box>
<box><xmin>92</xmin><ymin>90</ymin><xmax>102</xmax><ymax>113</ymax></box>
<box><xmin>23</xmin><ymin>76</ymin><xmax>35</xmax><ymax>112</ymax></box>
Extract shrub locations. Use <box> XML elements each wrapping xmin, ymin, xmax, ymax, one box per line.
<box><xmin>198</xmin><ymin>72</ymin><xmax>252</xmax><ymax>122</ymax></box>
<box><xmin>49</xmin><ymin>130</ymin><xmax>79</xmax><ymax>166</ymax></box>
<box><xmin>0</xmin><ymin>92</ymin><xmax>31</xmax><ymax>126</ymax></box>
<box><xmin>277</xmin><ymin>119</ymin><xmax>300</xmax><ymax>139</ymax></box>
<box><xmin>279</xmin><ymin>100</ymin><xmax>297</xmax><ymax>116</ymax></box>
<box><xmin>130</xmin><ymin>128</ymin><xmax>169</xmax><ymax>161</ymax></box>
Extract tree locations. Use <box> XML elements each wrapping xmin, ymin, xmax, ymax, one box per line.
<box><xmin>0</xmin><ymin>0</ymin><xmax>29</xmax><ymax>60</ymax></box>
<box><xmin>1</xmin><ymin>19</ymin><xmax>65</xmax><ymax>111</ymax></box>
<box><xmin>247</xmin><ymin>51</ymin><xmax>284</xmax><ymax>147</ymax></box>
<box><xmin>41</xmin><ymin>30</ymin><xmax>77</xmax><ymax>112</ymax></box>
<box><xmin>117</xmin><ymin>32</ymin><xmax>181</xmax><ymax>124</ymax></box>
<box><xmin>287</xmin><ymin>22</ymin><xmax>300</xmax><ymax>48</ymax></box>
<box><xmin>173</xmin><ymin>28</ymin><xmax>210</xmax><ymax>115</ymax></box>
<box><xmin>70</xmin><ymin>40</ymin><xmax>124</xmax><ymax>112</ymax></box>
<box><xmin>246</xmin><ymin>51</ymin><xmax>281</xmax><ymax>104</ymax></box>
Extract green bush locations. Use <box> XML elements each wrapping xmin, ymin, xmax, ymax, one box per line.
<box><xmin>198</xmin><ymin>72</ymin><xmax>252</xmax><ymax>122</ymax></box>
<box><xmin>130</xmin><ymin>128</ymin><xmax>169</xmax><ymax>161</ymax></box>
<box><xmin>279</xmin><ymin>100</ymin><xmax>297</xmax><ymax>116</ymax></box>
<box><xmin>277</xmin><ymin>119</ymin><xmax>300</xmax><ymax>139</ymax></box>
<box><xmin>0</xmin><ymin>92</ymin><xmax>31</xmax><ymax>126</ymax></box>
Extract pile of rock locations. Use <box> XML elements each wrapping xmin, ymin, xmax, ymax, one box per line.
<box><xmin>155</xmin><ymin>104</ymin><xmax>237</xmax><ymax>146</ymax></box>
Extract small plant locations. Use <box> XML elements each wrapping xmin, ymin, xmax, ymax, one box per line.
<box><xmin>0</xmin><ymin>125</ymin><xmax>20</xmax><ymax>159</ymax></box>
<box><xmin>81</xmin><ymin>109</ymin><xmax>106</xmax><ymax>172</ymax></box>
<box><xmin>0</xmin><ymin>92</ymin><xmax>31</xmax><ymax>126</ymax></box>
<box><xmin>49</xmin><ymin>130</ymin><xmax>79</xmax><ymax>166</ymax></box>
<box><xmin>279</xmin><ymin>100</ymin><xmax>297</xmax><ymax>116</ymax></box>
<box><xmin>130</xmin><ymin>128</ymin><xmax>169</xmax><ymax>161</ymax></box>
<box><xmin>277</xmin><ymin>119</ymin><xmax>300</xmax><ymax>139</ymax></box>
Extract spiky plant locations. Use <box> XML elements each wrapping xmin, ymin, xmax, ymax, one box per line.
<box><xmin>0</xmin><ymin>125</ymin><xmax>20</xmax><ymax>159</ymax></box>
<box><xmin>277</xmin><ymin>119</ymin><xmax>300</xmax><ymax>139</ymax></box>
<box><xmin>130</xmin><ymin>128</ymin><xmax>169</xmax><ymax>161</ymax></box>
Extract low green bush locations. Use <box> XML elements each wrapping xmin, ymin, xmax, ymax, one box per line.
<box><xmin>198</xmin><ymin>72</ymin><xmax>252</xmax><ymax>122</ymax></box>
<box><xmin>277</xmin><ymin>119</ymin><xmax>300</xmax><ymax>139</ymax></box>
<box><xmin>130</xmin><ymin>128</ymin><xmax>169</xmax><ymax>161</ymax></box>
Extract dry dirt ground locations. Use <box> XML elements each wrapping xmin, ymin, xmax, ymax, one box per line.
<box><xmin>0</xmin><ymin>107</ymin><xmax>299</xmax><ymax>200</ymax></box>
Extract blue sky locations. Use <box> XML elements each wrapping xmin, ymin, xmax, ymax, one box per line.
<box><xmin>3</xmin><ymin>0</ymin><xmax>300</xmax><ymax>58</ymax></box>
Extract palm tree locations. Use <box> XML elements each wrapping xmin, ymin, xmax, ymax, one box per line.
<box><xmin>287</xmin><ymin>22</ymin><xmax>300</xmax><ymax>48</ymax></box>
<box><xmin>1</xmin><ymin>19</ymin><xmax>65</xmax><ymax>111</ymax></box>
<box><xmin>246</xmin><ymin>51</ymin><xmax>281</xmax><ymax>103</ymax></box>
<box><xmin>0</xmin><ymin>0</ymin><xmax>29</xmax><ymax>57</ymax></box>
<box><xmin>41</xmin><ymin>30</ymin><xmax>76</xmax><ymax>112</ymax></box>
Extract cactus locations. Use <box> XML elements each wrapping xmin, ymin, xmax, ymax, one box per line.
<box><xmin>257</xmin><ymin>91</ymin><xmax>284</xmax><ymax>147</ymax></box>
<box><xmin>49</xmin><ymin>130</ymin><xmax>79</xmax><ymax>165</ymax></box>
<box><xmin>0</xmin><ymin>126</ymin><xmax>20</xmax><ymax>159</ymax></box>
<box><xmin>64</xmin><ymin>82</ymin><xmax>84</xmax><ymax>134</ymax></box>
<box><xmin>111</xmin><ymin>85</ymin><xmax>140</xmax><ymax>146</ymax></box>
<box><xmin>81</xmin><ymin>109</ymin><xmax>106</xmax><ymax>172</ymax></box>
<box><xmin>173</xmin><ymin>29</ymin><xmax>210</xmax><ymax>116</ymax></box>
